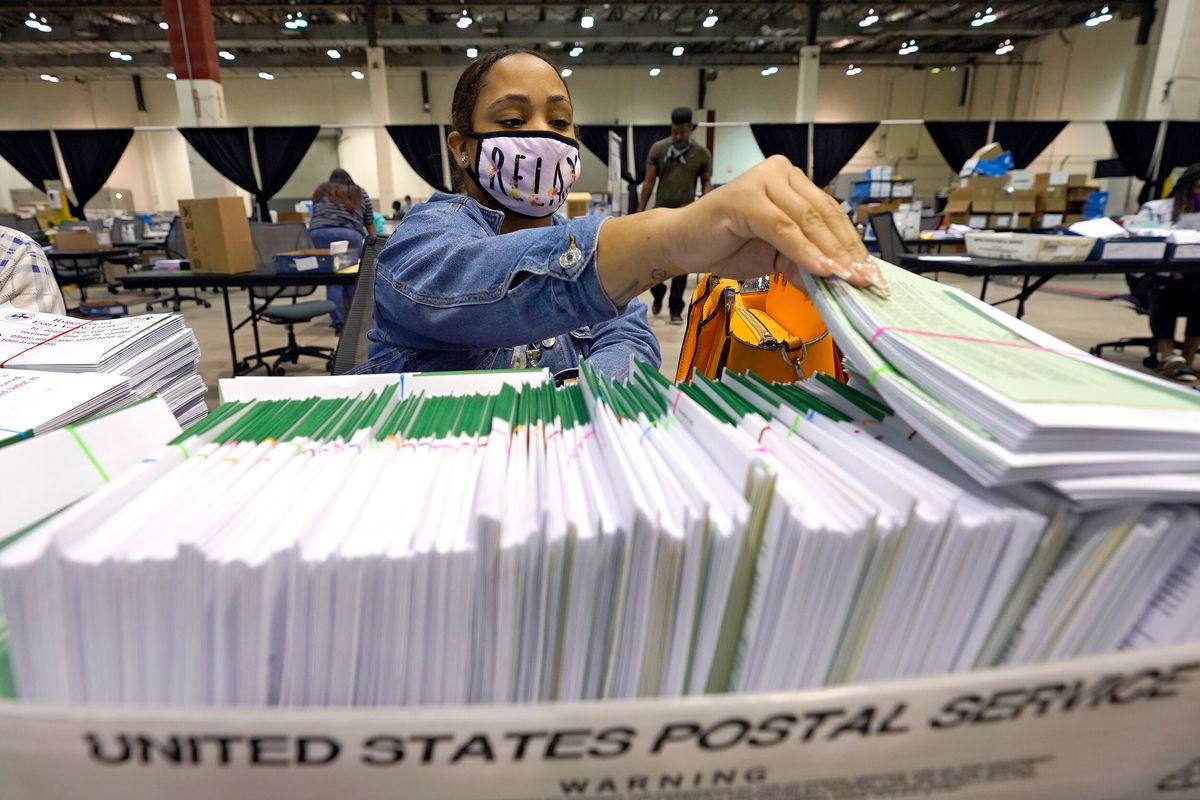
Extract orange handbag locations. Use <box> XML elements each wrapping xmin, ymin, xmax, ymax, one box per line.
<box><xmin>675</xmin><ymin>273</ymin><xmax>846</xmax><ymax>384</ymax></box>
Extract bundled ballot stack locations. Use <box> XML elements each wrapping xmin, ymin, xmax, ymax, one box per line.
<box><xmin>0</xmin><ymin>302</ymin><xmax>207</xmax><ymax>431</ymax></box>
<box><xmin>802</xmin><ymin>260</ymin><xmax>1200</xmax><ymax>503</ymax></box>
<box><xmin>1</xmin><ymin>354</ymin><xmax>1198</xmax><ymax>709</ymax></box>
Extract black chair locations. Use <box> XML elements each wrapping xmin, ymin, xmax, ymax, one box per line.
<box><xmin>332</xmin><ymin>233</ymin><xmax>385</xmax><ymax>375</ymax></box>
<box><xmin>1090</xmin><ymin>275</ymin><xmax>1179</xmax><ymax>366</ymax></box>
<box><xmin>240</xmin><ymin>221</ymin><xmax>337</xmax><ymax>375</ymax></box>
<box><xmin>868</xmin><ymin>212</ymin><xmax>911</xmax><ymax>265</ymax></box>
<box><xmin>144</xmin><ymin>216</ymin><xmax>211</xmax><ymax>312</ymax></box>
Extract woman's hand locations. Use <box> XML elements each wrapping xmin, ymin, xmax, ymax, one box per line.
<box><xmin>596</xmin><ymin>156</ymin><xmax>887</xmax><ymax>307</ymax></box>
<box><xmin>665</xmin><ymin>156</ymin><xmax>887</xmax><ymax>295</ymax></box>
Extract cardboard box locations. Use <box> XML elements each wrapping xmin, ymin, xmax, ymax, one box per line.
<box><xmin>53</xmin><ymin>230</ymin><xmax>111</xmax><ymax>251</ymax></box>
<box><xmin>1012</xmin><ymin>190</ymin><xmax>1037</xmax><ymax>214</ymax></box>
<box><xmin>965</xmin><ymin>176</ymin><xmax>1005</xmax><ymax>212</ymax></box>
<box><xmin>992</xmin><ymin>192</ymin><xmax>1016</xmax><ymax>214</ymax></box>
<box><xmin>988</xmin><ymin>214</ymin><xmax>1015</xmax><ymax>229</ymax></box>
<box><xmin>101</xmin><ymin>261</ymin><xmax>130</xmax><ymax>286</ymax></box>
<box><xmin>1092</xmin><ymin>237</ymin><xmax>1169</xmax><ymax>262</ymax></box>
<box><xmin>945</xmin><ymin>212</ymin><xmax>970</xmax><ymax>227</ymax></box>
<box><xmin>1037</xmin><ymin>187</ymin><xmax>1068</xmax><ymax>213</ymax></box>
<box><xmin>965</xmin><ymin>232</ymin><xmax>1097</xmax><ymax>262</ymax></box>
<box><xmin>1034</xmin><ymin>171</ymin><xmax>1070</xmax><ymax>190</ymax></box>
<box><xmin>177</xmin><ymin>197</ymin><xmax>254</xmax><ymax>275</ymax></box>
<box><xmin>1008</xmin><ymin>169</ymin><xmax>1034</xmax><ymax>191</ymax></box>
<box><xmin>1067</xmin><ymin>174</ymin><xmax>1090</xmax><ymax>187</ymax></box>
<box><xmin>1067</xmin><ymin>186</ymin><xmax>1098</xmax><ymax>203</ymax></box>
<box><xmin>273</xmin><ymin>248</ymin><xmax>358</xmax><ymax>274</ymax></box>
<box><xmin>854</xmin><ymin>201</ymin><xmax>901</xmax><ymax>225</ymax></box>
<box><xmin>1063</xmin><ymin>214</ymin><xmax>1086</xmax><ymax>226</ymax></box>
<box><xmin>1037</xmin><ymin>213</ymin><xmax>1065</xmax><ymax>228</ymax></box>
<box><xmin>968</xmin><ymin>214</ymin><xmax>989</xmax><ymax>228</ymax></box>
<box><xmin>959</xmin><ymin>142</ymin><xmax>1009</xmax><ymax>177</ymax></box>
<box><xmin>277</xmin><ymin>211</ymin><xmax>309</xmax><ymax>223</ymax></box>
<box><xmin>565</xmin><ymin>192</ymin><xmax>593</xmax><ymax>218</ymax></box>
<box><xmin>943</xmin><ymin>188</ymin><xmax>972</xmax><ymax>215</ymax></box>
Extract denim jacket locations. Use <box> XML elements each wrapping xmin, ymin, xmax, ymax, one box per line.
<box><xmin>356</xmin><ymin>192</ymin><xmax>660</xmax><ymax>379</ymax></box>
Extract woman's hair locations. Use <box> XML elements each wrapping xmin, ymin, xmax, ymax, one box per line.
<box><xmin>1173</xmin><ymin>163</ymin><xmax>1200</xmax><ymax>220</ymax></box>
<box><xmin>448</xmin><ymin>48</ymin><xmax>568</xmax><ymax>191</ymax></box>
<box><xmin>314</xmin><ymin>169</ymin><xmax>363</xmax><ymax>211</ymax></box>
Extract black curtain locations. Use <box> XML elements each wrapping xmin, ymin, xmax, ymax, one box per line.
<box><xmin>750</xmin><ymin>123</ymin><xmax>809</xmax><ymax>170</ymax></box>
<box><xmin>252</xmin><ymin>125</ymin><xmax>319</xmax><ymax>221</ymax></box>
<box><xmin>53</xmin><ymin>128</ymin><xmax>134</xmax><ymax>217</ymax></box>
<box><xmin>812</xmin><ymin>122</ymin><xmax>878</xmax><ymax>188</ymax></box>
<box><xmin>993</xmin><ymin>121</ymin><xmax>1068</xmax><ymax>169</ymax></box>
<box><xmin>1107</xmin><ymin>120</ymin><xmax>1168</xmax><ymax>202</ymax></box>
<box><xmin>0</xmin><ymin>130</ymin><xmax>61</xmax><ymax>196</ymax></box>
<box><xmin>923</xmin><ymin>121</ymin><xmax>990</xmax><ymax>174</ymax></box>
<box><xmin>578</xmin><ymin>124</ymin><xmax>635</xmax><ymax>183</ymax></box>
<box><xmin>179</xmin><ymin>126</ymin><xmax>260</xmax><ymax>196</ymax></box>
<box><xmin>632</xmin><ymin>125</ymin><xmax>670</xmax><ymax>188</ymax></box>
<box><xmin>386</xmin><ymin>125</ymin><xmax>449</xmax><ymax>193</ymax></box>
<box><xmin>1160</xmin><ymin>121</ymin><xmax>1200</xmax><ymax>187</ymax></box>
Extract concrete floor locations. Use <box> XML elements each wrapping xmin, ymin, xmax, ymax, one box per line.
<box><xmin>65</xmin><ymin>271</ymin><xmax>1178</xmax><ymax>410</ymax></box>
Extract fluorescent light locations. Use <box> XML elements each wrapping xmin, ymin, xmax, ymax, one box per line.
<box><xmin>761</xmin><ymin>66</ymin><xmax>778</xmax><ymax>76</ymax></box>
<box><xmin>37</xmin><ymin>23</ymin><xmax>52</xmax><ymax>32</ymax></box>
<box><xmin>466</xmin><ymin>47</ymin><xmax>478</xmax><ymax>58</ymax></box>
<box><xmin>569</xmin><ymin>45</ymin><xmax>584</xmax><ymax>57</ymax></box>
<box><xmin>846</xmin><ymin>64</ymin><xmax>862</xmax><ymax>76</ymax></box>
<box><xmin>110</xmin><ymin>51</ymin><xmax>123</xmax><ymax>59</ymax></box>
<box><xmin>120</xmin><ymin>54</ymin><xmax>133</xmax><ymax>61</ymax></box>
<box><xmin>159</xmin><ymin>21</ymin><xmax>168</xmax><ymax>30</ymax></box>
<box><xmin>898</xmin><ymin>39</ymin><xmax>919</xmax><ymax>55</ymax></box>
<box><xmin>39</xmin><ymin>74</ymin><xmax>59</xmax><ymax>83</ymax></box>
<box><xmin>995</xmin><ymin>39</ymin><xmax>1014</xmax><ymax>55</ymax></box>
<box><xmin>702</xmin><ymin>12</ymin><xmax>718</xmax><ymax>28</ymax></box>
<box><xmin>166</xmin><ymin>72</ymin><xmax>177</xmax><ymax>80</ymax></box>
<box><xmin>580</xmin><ymin>13</ymin><xmax>594</xmax><ymax>28</ymax></box>
<box><xmin>1085</xmin><ymin>5</ymin><xmax>1113</xmax><ymax>26</ymax></box>
<box><xmin>258</xmin><ymin>71</ymin><xmax>274</xmax><ymax>80</ymax></box>
<box><xmin>931</xmin><ymin>66</ymin><xmax>942</xmax><ymax>74</ymax></box>
<box><xmin>560</xmin><ymin>67</ymin><xmax>573</xmax><ymax>77</ymax></box>
<box><xmin>114</xmin><ymin>192</ymin><xmax>124</xmax><ymax>199</ymax></box>
<box><xmin>649</xmin><ymin>67</ymin><xmax>661</xmax><ymax>76</ymax></box>
<box><xmin>457</xmin><ymin>10</ymin><xmax>473</xmax><ymax>28</ymax></box>
<box><xmin>858</xmin><ymin>8</ymin><xmax>879</xmax><ymax>27</ymax></box>
<box><xmin>971</xmin><ymin>7</ymin><xmax>997</xmax><ymax>27</ymax></box>
<box><xmin>327</xmin><ymin>49</ymin><xmax>341</xmax><ymax>59</ymax></box>
<box><xmin>672</xmin><ymin>45</ymin><xmax>685</xmax><ymax>56</ymax></box>
<box><xmin>219</xmin><ymin>50</ymin><xmax>235</xmax><ymax>60</ymax></box>
<box><xmin>351</xmin><ymin>70</ymin><xmax>365</xmax><ymax>79</ymax></box>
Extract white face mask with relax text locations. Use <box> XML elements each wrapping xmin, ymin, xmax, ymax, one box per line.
<box><xmin>466</xmin><ymin>130</ymin><xmax>581</xmax><ymax>219</ymax></box>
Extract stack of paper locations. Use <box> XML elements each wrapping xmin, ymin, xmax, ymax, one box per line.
<box><xmin>0</xmin><ymin>369</ymin><xmax>133</xmax><ymax>439</ymax></box>
<box><xmin>2</xmin><ymin>366</ymin><xmax>1197</xmax><ymax>708</ymax></box>
<box><xmin>802</xmin><ymin>260</ymin><xmax>1200</xmax><ymax>501</ymax></box>
<box><xmin>0</xmin><ymin>302</ymin><xmax>207</xmax><ymax>426</ymax></box>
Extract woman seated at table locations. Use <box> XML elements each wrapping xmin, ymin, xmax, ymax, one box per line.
<box><xmin>356</xmin><ymin>49</ymin><xmax>885</xmax><ymax>380</ymax></box>
<box><xmin>310</xmin><ymin>169</ymin><xmax>376</xmax><ymax>333</ymax></box>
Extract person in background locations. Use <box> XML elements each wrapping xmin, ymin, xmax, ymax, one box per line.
<box><xmin>309</xmin><ymin>168</ymin><xmax>376</xmax><ymax>332</ymax></box>
<box><xmin>1141</xmin><ymin>164</ymin><xmax>1200</xmax><ymax>383</ymax></box>
<box><xmin>355</xmin><ymin>49</ymin><xmax>882</xmax><ymax>380</ymax></box>
<box><xmin>391</xmin><ymin>200</ymin><xmax>403</xmax><ymax>220</ymax></box>
<box><xmin>0</xmin><ymin>225</ymin><xmax>65</xmax><ymax>314</ymax></box>
<box><xmin>637</xmin><ymin>106</ymin><xmax>713</xmax><ymax>324</ymax></box>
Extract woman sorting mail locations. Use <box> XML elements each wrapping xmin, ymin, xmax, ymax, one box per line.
<box><xmin>355</xmin><ymin>48</ymin><xmax>887</xmax><ymax>381</ymax></box>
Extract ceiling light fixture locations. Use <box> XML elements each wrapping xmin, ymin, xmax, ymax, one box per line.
<box><xmin>351</xmin><ymin>70</ymin><xmax>365</xmax><ymax>79</ymax></box>
<box><xmin>109</xmin><ymin>50</ymin><xmax>123</xmax><ymax>59</ymax></box>
<box><xmin>457</xmin><ymin>9</ymin><xmax>473</xmax><ymax>28</ymax></box>
<box><xmin>898</xmin><ymin>39</ymin><xmax>919</xmax><ymax>55</ymax></box>
<box><xmin>327</xmin><ymin>48</ymin><xmax>341</xmax><ymax>59</ymax></box>
<box><xmin>569</xmin><ymin>44</ymin><xmax>584</xmax><ymax>57</ymax></box>
<box><xmin>672</xmin><ymin>45</ymin><xmax>685</xmax><ymax>56</ymax></box>
<box><xmin>115</xmin><ymin>192</ymin><xmax>124</xmax><ymax>199</ymax></box>
<box><xmin>580</xmin><ymin>11</ymin><xmax>595</xmax><ymax>29</ymax></box>
<box><xmin>846</xmin><ymin>64</ymin><xmax>862</xmax><ymax>76</ymax></box>
<box><xmin>761</xmin><ymin>66</ymin><xmax>778</xmax><ymax>76</ymax></box>
<box><xmin>258</xmin><ymin>71</ymin><xmax>275</xmax><ymax>80</ymax></box>
<box><xmin>970</xmin><ymin>7</ymin><xmax>997</xmax><ymax>27</ymax></box>
<box><xmin>561</xmin><ymin>67</ymin><xmax>573</xmax><ymax>77</ymax></box>
<box><xmin>218</xmin><ymin>50</ymin><xmax>236</xmax><ymax>60</ymax></box>
<box><xmin>26</xmin><ymin>13</ymin><xmax>52</xmax><ymax>33</ymax></box>
<box><xmin>166</xmin><ymin>72</ymin><xmax>177</xmax><ymax>80</ymax></box>
<box><xmin>649</xmin><ymin>67</ymin><xmax>661</xmax><ymax>76</ymax></box>
<box><xmin>858</xmin><ymin>8</ymin><xmax>879</xmax><ymax>27</ymax></box>
<box><xmin>159</xmin><ymin>21</ymin><xmax>169</xmax><ymax>30</ymax></box>
<box><xmin>466</xmin><ymin>47</ymin><xmax>478</xmax><ymax>58</ymax></box>
<box><xmin>702</xmin><ymin>10</ymin><xmax>718</xmax><ymax>28</ymax></box>
<box><xmin>995</xmin><ymin>38</ymin><xmax>1014</xmax><ymax>55</ymax></box>
<box><xmin>120</xmin><ymin>53</ymin><xmax>132</xmax><ymax>61</ymax></box>
<box><xmin>40</xmin><ymin>74</ymin><xmax>59</xmax><ymax>83</ymax></box>
<box><xmin>931</xmin><ymin>66</ymin><xmax>942</xmax><ymax>73</ymax></box>
<box><xmin>1085</xmin><ymin>5</ymin><xmax>1113</xmax><ymax>26</ymax></box>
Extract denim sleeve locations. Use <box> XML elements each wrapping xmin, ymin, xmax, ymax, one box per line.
<box><xmin>584</xmin><ymin>298</ymin><xmax>661</xmax><ymax>380</ymax></box>
<box><xmin>375</xmin><ymin>208</ymin><xmax>619</xmax><ymax>348</ymax></box>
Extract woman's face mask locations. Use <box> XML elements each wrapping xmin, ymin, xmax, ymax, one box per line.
<box><xmin>466</xmin><ymin>130</ymin><xmax>581</xmax><ymax>218</ymax></box>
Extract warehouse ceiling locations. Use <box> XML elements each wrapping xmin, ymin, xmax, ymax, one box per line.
<box><xmin>0</xmin><ymin>1</ymin><xmax>1151</xmax><ymax>80</ymax></box>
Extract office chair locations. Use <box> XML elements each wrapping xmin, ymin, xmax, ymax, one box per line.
<box><xmin>1090</xmin><ymin>276</ymin><xmax>1180</xmax><ymax>366</ymax></box>
<box><xmin>144</xmin><ymin>216</ymin><xmax>211</xmax><ymax>312</ymax></box>
<box><xmin>332</xmin><ymin>233</ymin><xmax>385</xmax><ymax>375</ymax></box>
<box><xmin>241</xmin><ymin>221</ymin><xmax>337</xmax><ymax>375</ymax></box>
<box><xmin>868</xmin><ymin>212</ymin><xmax>911</xmax><ymax>265</ymax></box>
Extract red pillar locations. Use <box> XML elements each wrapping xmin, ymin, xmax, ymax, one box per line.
<box><xmin>162</xmin><ymin>0</ymin><xmax>221</xmax><ymax>82</ymax></box>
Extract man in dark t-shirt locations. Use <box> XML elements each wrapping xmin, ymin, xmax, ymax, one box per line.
<box><xmin>637</xmin><ymin>107</ymin><xmax>713</xmax><ymax>323</ymax></box>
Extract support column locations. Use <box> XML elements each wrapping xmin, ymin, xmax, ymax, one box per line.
<box><xmin>162</xmin><ymin>0</ymin><xmax>235</xmax><ymax>198</ymax></box>
<box><xmin>1141</xmin><ymin>0</ymin><xmax>1200</xmax><ymax>119</ymax></box>
<box><xmin>794</xmin><ymin>45</ymin><xmax>821</xmax><ymax>123</ymax></box>
<box><xmin>367</xmin><ymin>46</ymin><xmax>396</xmax><ymax>211</ymax></box>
